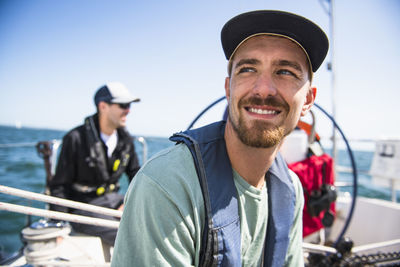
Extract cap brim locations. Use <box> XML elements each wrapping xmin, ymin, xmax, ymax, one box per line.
<box><xmin>221</xmin><ymin>10</ymin><xmax>329</xmax><ymax>72</ymax></box>
<box><xmin>111</xmin><ymin>97</ymin><xmax>141</xmax><ymax>104</ymax></box>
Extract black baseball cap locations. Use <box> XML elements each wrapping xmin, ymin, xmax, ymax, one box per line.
<box><xmin>94</xmin><ymin>82</ymin><xmax>140</xmax><ymax>106</ymax></box>
<box><xmin>221</xmin><ymin>10</ymin><xmax>329</xmax><ymax>73</ymax></box>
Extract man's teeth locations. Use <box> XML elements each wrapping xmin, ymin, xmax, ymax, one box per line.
<box><xmin>249</xmin><ymin>108</ymin><xmax>277</xmax><ymax>115</ymax></box>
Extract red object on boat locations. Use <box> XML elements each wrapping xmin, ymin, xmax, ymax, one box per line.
<box><xmin>288</xmin><ymin>153</ymin><xmax>336</xmax><ymax>237</ymax></box>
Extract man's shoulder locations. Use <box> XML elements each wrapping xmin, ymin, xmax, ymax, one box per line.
<box><xmin>128</xmin><ymin>143</ymin><xmax>203</xmax><ymax>214</ymax></box>
<box><xmin>137</xmin><ymin>143</ymin><xmax>198</xmax><ymax>188</ymax></box>
<box><xmin>143</xmin><ymin>143</ymin><xmax>193</xmax><ymax>172</ymax></box>
<box><xmin>63</xmin><ymin>124</ymin><xmax>85</xmax><ymax>141</ymax></box>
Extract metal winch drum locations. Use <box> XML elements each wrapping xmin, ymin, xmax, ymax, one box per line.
<box><xmin>21</xmin><ymin>220</ymin><xmax>71</xmax><ymax>264</ymax></box>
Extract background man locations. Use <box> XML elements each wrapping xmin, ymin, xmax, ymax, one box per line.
<box><xmin>49</xmin><ymin>81</ymin><xmax>141</xmax><ymax>246</ymax></box>
<box><xmin>112</xmin><ymin>10</ymin><xmax>328</xmax><ymax>266</ymax></box>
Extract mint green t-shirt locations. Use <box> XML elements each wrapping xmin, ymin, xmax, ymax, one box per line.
<box><xmin>112</xmin><ymin>143</ymin><xmax>304</xmax><ymax>267</ymax></box>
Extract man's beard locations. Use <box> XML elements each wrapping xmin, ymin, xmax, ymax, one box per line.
<box><xmin>229</xmin><ymin>96</ymin><xmax>289</xmax><ymax>148</ymax></box>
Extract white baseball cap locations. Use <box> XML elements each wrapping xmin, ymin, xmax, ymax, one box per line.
<box><xmin>94</xmin><ymin>82</ymin><xmax>140</xmax><ymax>106</ymax></box>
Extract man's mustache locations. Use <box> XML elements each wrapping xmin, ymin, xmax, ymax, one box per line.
<box><xmin>238</xmin><ymin>96</ymin><xmax>289</xmax><ymax>112</ymax></box>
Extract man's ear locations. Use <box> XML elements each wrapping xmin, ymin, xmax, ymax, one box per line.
<box><xmin>224</xmin><ymin>77</ymin><xmax>230</xmax><ymax>101</ymax></box>
<box><xmin>301</xmin><ymin>86</ymin><xmax>317</xmax><ymax>116</ymax></box>
<box><xmin>98</xmin><ymin>101</ymin><xmax>108</xmax><ymax>112</ymax></box>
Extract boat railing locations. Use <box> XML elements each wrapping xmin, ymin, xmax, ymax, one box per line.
<box><xmin>136</xmin><ymin>136</ymin><xmax>148</xmax><ymax>164</ymax></box>
<box><xmin>333</xmin><ymin>137</ymin><xmax>400</xmax><ymax>202</ymax></box>
<box><xmin>0</xmin><ymin>185</ymin><xmax>121</xmax><ymax>228</ymax></box>
<box><xmin>0</xmin><ymin>185</ymin><xmax>122</xmax><ymax>218</ymax></box>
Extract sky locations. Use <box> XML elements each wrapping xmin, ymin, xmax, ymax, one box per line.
<box><xmin>0</xmin><ymin>0</ymin><xmax>399</xmax><ymax>144</ymax></box>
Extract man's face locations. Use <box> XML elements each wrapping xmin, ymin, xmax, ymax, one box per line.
<box><xmin>225</xmin><ymin>35</ymin><xmax>315</xmax><ymax>148</ymax></box>
<box><xmin>104</xmin><ymin>102</ymin><xmax>131</xmax><ymax>129</ymax></box>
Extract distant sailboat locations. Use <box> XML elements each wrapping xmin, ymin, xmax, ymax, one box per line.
<box><xmin>15</xmin><ymin>120</ymin><xmax>22</xmax><ymax>129</ymax></box>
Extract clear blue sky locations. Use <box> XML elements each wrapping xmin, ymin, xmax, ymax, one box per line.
<box><xmin>0</xmin><ymin>0</ymin><xmax>399</xmax><ymax>141</ymax></box>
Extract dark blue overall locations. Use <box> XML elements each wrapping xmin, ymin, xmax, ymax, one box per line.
<box><xmin>170</xmin><ymin>121</ymin><xmax>296</xmax><ymax>267</ymax></box>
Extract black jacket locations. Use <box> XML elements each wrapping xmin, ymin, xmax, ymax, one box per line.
<box><xmin>49</xmin><ymin>114</ymin><xmax>140</xmax><ymax>212</ymax></box>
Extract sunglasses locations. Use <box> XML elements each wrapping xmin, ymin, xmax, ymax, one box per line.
<box><xmin>107</xmin><ymin>102</ymin><xmax>131</xmax><ymax>109</ymax></box>
<box><xmin>117</xmin><ymin>103</ymin><xmax>131</xmax><ymax>109</ymax></box>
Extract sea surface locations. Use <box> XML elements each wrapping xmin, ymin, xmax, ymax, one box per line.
<box><xmin>0</xmin><ymin>125</ymin><xmax>398</xmax><ymax>258</ymax></box>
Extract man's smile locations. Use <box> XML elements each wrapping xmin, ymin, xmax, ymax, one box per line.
<box><xmin>246</xmin><ymin>106</ymin><xmax>281</xmax><ymax>116</ymax></box>
<box><xmin>239</xmin><ymin>96</ymin><xmax>288</xmax><ymax>121</ymax></box>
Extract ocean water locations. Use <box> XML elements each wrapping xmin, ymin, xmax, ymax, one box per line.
<box><xmin>0</xmin><ymin>125</ymin><xmax>398</xmax><ymax>257</ymax></box>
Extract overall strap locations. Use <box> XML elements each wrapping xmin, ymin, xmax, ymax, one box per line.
<box><xmin>170</xmin><ymin>121</ymin><xmax>241</xmax><ymax>267</ymax></box>
<box><xmin>263</xmin><ymin>153</ymin><xmax>296</xmax><ymax>267</ymax></box>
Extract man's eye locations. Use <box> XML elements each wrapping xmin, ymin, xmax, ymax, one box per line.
<box><xmin>238</xmin><ymin>67</ymin><xmax>256</xmax><ymax>74</ymax></box>
<box><xmin>277</xmin><ymin>69</ymin><xmax>298</xmax><ymax>78</ymax></box>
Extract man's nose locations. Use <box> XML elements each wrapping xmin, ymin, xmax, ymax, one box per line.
<box><xmin>253</xmin><ymin>72</ymin><xmax>277</xmax><ymax>98</ymax></box>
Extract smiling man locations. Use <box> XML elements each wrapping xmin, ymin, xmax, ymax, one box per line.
<box><xmin>49</xmin><ymin>82</ymin><xmax>141</xmax><ymax>247</ymax></box>
<box><xmin>112</xmin><ymin>10</ymin><xmax>328</xmax><ymax>267</ymax></box>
